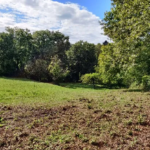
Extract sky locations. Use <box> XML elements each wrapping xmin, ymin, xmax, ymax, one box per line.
<box><xmin>0</xmin><ymin>0</ymin><xmax>111</xmax><ymax>44</ymax></box>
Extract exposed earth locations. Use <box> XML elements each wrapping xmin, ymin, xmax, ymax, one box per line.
<box><xmin>0</xmin><ymin>95</ymin><xmax>150</xmax><ymax>150</ymax></box>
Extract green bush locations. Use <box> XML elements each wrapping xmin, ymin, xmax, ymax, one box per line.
<box><xmin>142</xmin><ymin>75</ymin><xmax>150</xmax><ymax>91</ymax></box>
<box><xmin>48</xmin><ymin>55</ymin><xmax>69</xmax><ymax>84</ymax></box>
<box><xmin>25</xmin><ymin>59</ymin><xmax>49</xmax><ymax>81</ymax></box>
<box><xmin>81</xmin><ymin>73</ymin><xmax>102</xmax><ymax>84</ymax></box>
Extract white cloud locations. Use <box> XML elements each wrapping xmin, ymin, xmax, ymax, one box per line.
<box><xmin>0</xmin><ymin>0</ymin><xmax>108</xmax><ymax>44</ymax></box>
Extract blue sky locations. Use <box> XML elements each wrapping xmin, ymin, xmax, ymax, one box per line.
<box><xmin>54</xmin><ymin>0</ymin><xmax>111</xmax><ymax>19</ymax></box>
<box><xmin>0</xmin><ymin>0</ymin><xmax>111</xmax><ymax>44</ymax></box>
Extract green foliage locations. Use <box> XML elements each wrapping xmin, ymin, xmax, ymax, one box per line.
<box><xmin>1</xmin><ymin>0</ymin><xmax>150</xmax><ymax>86</ymax></box>
<box><xmin>97</xmin><ymin>44</ymin><xmax>123</xmax><ymax>86</ymax></box>
<box><xmin>99</xmin><ymin>0</ymin><xmax>150</xmax><ymax>87</ymax></box>
<box><xmin>95</xmin><ymin>43</ymin><xmax>102</xmax><ymax>64</ymax></box>
<box><xmin>0</xmin><ymin>27</ymin><xmax>70</xmax><ymax>79</ymax></box>
<box><xmin>0</xmin><ymin>27</ymin><xmax>33</xmax><ymax>76</ymax></box>
<box><xmin>48</xmin><ymin>55</ymin><xmax>69</xmax><ymax>83</ymax></box>
<box><xmin>142</xmin><ymin>75</ymin><xmax>150</xmax><ymax>91</ymax></box>
<box><xmin>32</xmin><ymin>30</ymin><xmax>70</xmax><ymax>61</ymax></box>
<box><xmin>67</xmin><ymin>41</ymin><xmax>97</xmax><ymax>81</ymax></box>
<box><xmin>25</xmin><ymin>59</ymin><xmax>49</xmax><ymax>81</ymax></box>
<box><xmin>81</xmin><ymin>73</ymin><xmax>101</xmax><ymax>84</ymax></box>
<box><xmin>102</xmin><ymin>0</ymin><xmax>150</xmax><ymax>42</ymax></box>
<box><xmin>0</xmin><ymin>27</ymin><xmax>101</xmax><ymax>83</ymax></box>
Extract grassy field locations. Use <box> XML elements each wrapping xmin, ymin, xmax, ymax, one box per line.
<box><xmin>0</xmin><ymin>78</ymin><xmax>109</xmax><ymax>107</ymax></box>
<box><xmin>0</xmin><ymin>78</ymin><xmax>150</xmax><ymax>149</ymax></box>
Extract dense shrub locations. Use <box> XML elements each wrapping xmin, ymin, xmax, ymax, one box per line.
<box><xmin>48</xmin><ymin>55</ymin><xmax>69</xmax><ymax>84</ymax></box>
<box><xmin>142</xmin><ymin>75</ymin><xmax>150</xmax><ymax>91</ymax></box>
<box><xmin>81</xmin><ymin>73</ymin><xmax>102</xmax><ymax>84</ymax></box>
<box><xmin>25</xmin><ymin>59</ymin><xmax>49</xmax><ymax>81</ymax></box>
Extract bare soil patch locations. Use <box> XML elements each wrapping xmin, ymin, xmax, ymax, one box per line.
<box><xmin>0</xmin><ymin>98</ymin><xmax>150</xmax><ymax>150</ymax></box>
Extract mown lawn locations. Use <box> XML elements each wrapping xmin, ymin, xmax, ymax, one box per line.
<box><xmin>0</xmin><ymin>78</ymin><xmax>150</xmax><ymax>149</ymax></box>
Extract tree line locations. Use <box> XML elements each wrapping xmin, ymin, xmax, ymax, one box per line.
<box><xmin>0</xmin><ymin>27</ymin><xmax>102</xmax><ymax>83</ymax></box>
<box><xmin>1</xmin><ymin>0</ymin><xmax>149</xmax><ymax>89</ymax></box>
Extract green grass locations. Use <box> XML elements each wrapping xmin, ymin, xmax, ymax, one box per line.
<box><xmin>0</xmin><ymin>77</ymin><xmax>148</xmax><ymax>109</ymax></box>
<box><xmin>0</xmin><ymin>77</ymin><xmax>149</xmax><ymax>111</ymax></box>
<box><xmin>0</xmin><ymin>78</ymin><xmax>109</xmax><ymax>106</ymax></box>
<box><xmin>0</xmin><ymin>78</ymin><xmax>149</xmax><ymax>114</ymax></box>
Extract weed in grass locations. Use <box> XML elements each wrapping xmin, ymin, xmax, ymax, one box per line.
<box><xmin>47</xmin><ymin>132</ymin><xmax>72</xmax><ymax>144</ymax></box>
<box><xmin>137</xmin><ymin>114</ymin><xmax>147</xmax><ymax>125</ymax></box>
<box><xmin>125</xmin><ymin>118</ymin><xmax>133</xmax><ymax>126</ymax></box>
<box><xmin>78</xmin><ymin>134</ymin><xmax>84</xmax><ymax>139</ymax></box>
<box><xmin>87</xmin><ymin>104</ymin><xmax>93</xmax><ymax>109</ymax></box>
<box><xmin>110</xmin><ymin>131</ymin><xmax>118</xmax><ymax>139</ymax></box>
<box><xmin>0</xmin><ymin>117</ymin><xmax>4</xmax><ymax>123</ymax></box>
<box><xmin>82</xmin><ymin>137</ymin><xmax>89</xmax><ymax>143</ymax></box>
<box><xmin>43</xmin><ymin>140</ymin><xmax>50</xmax><ymax>147</ymax></box>
<box><xmin>29</xmin><ymin>135</ymin><xmax>37</xmax><ymax>143</ymax></box>
<box><xmin>0</xmin><ymin>124</ymin><xmax>5</xmax><ymax>127</ymax></box>
<box><xmin>128</xmin><ymin>138</ymin><xmax>138</xmax><ymax>149</ymax></box>
<box><xmin>14</xmin><ymin>117</ymin><xmax>18</xmax><ymax>121</ymax></box>
<box><xmin>0</xmin><ymin>117</ymin><xmax>5</xmax><ymax>127</ymax></box>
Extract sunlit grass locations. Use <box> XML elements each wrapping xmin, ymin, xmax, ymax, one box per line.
<box><xmin>0</xmin><ymin>77</ymin><xmax>149</xmax><ymax>110</ymax></box>
<box><xmin>0</xmin><ymin>78</ymin><xmax>109</xmax><ymax>106</ymax></box>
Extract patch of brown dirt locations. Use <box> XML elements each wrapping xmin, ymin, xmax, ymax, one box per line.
<box><xmin>0</xmin><ymin>100</ymin><xmax>150</xmax><ymax>150</ymax></box>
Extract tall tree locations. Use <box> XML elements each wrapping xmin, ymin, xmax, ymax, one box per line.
<box><xmin>0</xmin><ymin>27</ymin><xmax>32</xmax><ymax>75</ymax></box>
<box><xmin>99</xmin><ymin>0</ymin><xmax>150</xmax><ymax>86</ymax></box>
<box><xmin>102</xmin><ymin>0</ymin><xmax>150</xmax><ymax>42</ymax></box>
<box><xmin>32</xmin><ymin>30</ymin><xmax>70</xmax><ymax>61</ymax></box>
<box><xmin>0</xmin><ymin>32</ymin><xmax>14</xmax><ymax>75</ymax></box>
<box><xmin>67</xmin><ymin>41</ymin><xmax>97</xmax><ymax>81</ymax></box>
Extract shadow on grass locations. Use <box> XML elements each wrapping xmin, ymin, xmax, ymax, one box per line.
<box><xmin>60</xmin><ymin>83</ymin><xmax>109</xmax><ymax>90</ymax></box>
<box><xmin>1</xmin><ymin>77</ymin><xmax>108</xmax><ymax>90</ymax></box>
<box><xmin>123</xmin><ymin>89</ymin><xmax>144</xmax><ymax>92</ymax></box>
<box><xmin>2</xmin><ymin>77</ymin><xmax>137</xmax><ymax>91</ymax></box>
